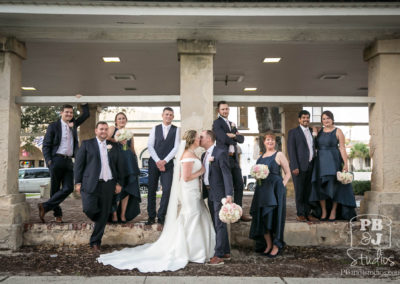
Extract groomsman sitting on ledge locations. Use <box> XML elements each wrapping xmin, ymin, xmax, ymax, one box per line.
<box><xmin>39</xmin><ymin>103</ymin><xmax>89</xmax><ymax>223</ymax></box>
<box><xmin>212</xmin><ymin>101</ymin><xmax>252</xmax><ymax>222</ymax></box>
<box><xmin>146</xmin><ymin>107</ymin><xmax>181</xmax><ymax>226</ymax></box>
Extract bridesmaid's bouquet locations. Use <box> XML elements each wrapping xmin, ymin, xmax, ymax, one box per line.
<box><xmin>115</xmin><ymin>128</ymin><xmax>133</xmax><ymax>151</ymax></box>
<box><xmin>250</xmin><ymin>164</ymin><xmax>270</xmax><ymax>185</ymax></box>
<box><xmin>337</xmin><ymin>171</ymin><xmax>354</xmax><ymax>184</ymax></box>
<box><xmin>219</xmin><ymin>198</ymin><xmax>243</xmax><ymax>224</ymax></box>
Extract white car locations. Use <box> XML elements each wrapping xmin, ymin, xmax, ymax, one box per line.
<box><xmin>18</xmin><ymin>167</ymin><xmax>50</xmax><ymax>193</ymax></box>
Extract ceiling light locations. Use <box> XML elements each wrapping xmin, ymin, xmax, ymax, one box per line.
<box><xmin>21</xmin><ymin>87</ymin><xmax>36</xmax><ymax>91</ymax></box>
<box><xmin>124</xmin><ymin>87</ymin><xmax>137</xmax><ymax>91</ymax></box>
<box><xmin>244</xmin><ymin>87</ymin><xmax>257</xmax><ymax>92</ymax></box>
<box><xmin>110</xmin><ymin>74</ymin><xmax>136</xmax><ymax>80</ymax></box>
<box><xmin>263</xmin><ymin>57</ymin><xmax>281</xmax><ymax>63</ymax></box>
<box><xmin>102</xmin><ymin>57</ymin><xmax>120</xmax><ymax>63</ymax></box>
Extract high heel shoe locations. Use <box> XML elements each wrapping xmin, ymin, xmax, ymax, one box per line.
<box><xmin>262</xmin><ymin>248</ymin><xmax>272</xmax><ymax>256</ymax></box>
<box><xmin>267</xmin><ymin>247</ymin><xmax>284</xmax><ymax>258</ymax></box>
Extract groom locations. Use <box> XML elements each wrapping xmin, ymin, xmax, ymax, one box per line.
<box><xmin>200</xmin><ymin>130</ymin><xmax>233</xmax><ymax>266</ymax></box>
<box><xmin>74</xmin><ymin>121</ymin><xmax>124</xmax><ymax>251</ymax></box>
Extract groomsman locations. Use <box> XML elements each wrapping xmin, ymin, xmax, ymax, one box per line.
<box><xmin>39</xmin><ymin>103</ymin><xmax>90</xmax><ymax>223</ymax></box>
<box><xmin>287</xmin><ymin>110</ymin><xmax>319</xmax><ymax>222</ymax></box>
<box><xmin>200</xmin><ymin>130</ymin><xmax>233</xmax><ymax>265</ymax></box>
<box><xmin>74</xmin><ymin>122</ymin><xmax>124</xmax><ymax>251</ymax></box>
<box><xmin>146</xmin><ymin>107</ymin><xmax>181</xmax><ymax>225</ymax></box>
<box><xmin>212</xmin><ymin>101</ymin><xmax>251</xmax><ymax>222</ymax></box>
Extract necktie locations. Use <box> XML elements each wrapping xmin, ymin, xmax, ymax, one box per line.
<box><xmin>100</xmin><ymin>142</ymin><xmax>110</xmax><ymax>181</ymax></box>
<box><xmin>163</xmin><ymin>126</ymin><xmax>168</xmax><ymax>139</ymax></box>
<box><xmin>66</xmin><ymin>125</ymin><xmax>72</xmax><ymax>156</ymax></box>
<box><xmin>304</xmin><ymin>128</ymin><xmax>313</xmax><ymax>161</ymax></box>
<box><xmin>225</xmin><ymin>119</ymin><xmax>235</xmax><ymax>153</ymax></box>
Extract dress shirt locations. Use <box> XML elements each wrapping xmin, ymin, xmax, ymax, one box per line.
<box><xmin>220</xmin><ymin>116</ymin><xmax>235</xmax><ymax>154</ymax></box>
<box><xmin>56</xmin><ymin>119</ymin><xmax>74</xmax><ymax>156</ymax></box>
<box><xmin>300</xmin><ymin>125</ymin><xmax>314</xmax><ymax>162</ymax></box>
<box><xmin>147</xmin><ymin>124</ymin><xmax>181</xmax><ymax>163</ymax></box>
<box><xmin>97</xmin><ymin>138</ymin><xmax>113</xmax><ymax>181</ymax></box>
<box><xmin>203</xmin><ymin>145</ymin><xmax>215</xmax><ymax>186</ymax></box>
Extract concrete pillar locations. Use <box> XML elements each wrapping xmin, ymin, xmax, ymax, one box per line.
<box><xmin>178</xmin><ymin>39</ymin><xmax>216</xmax><ymax>135</ymax></box>
<box><xmin>78</xmin><ymin>104</ymin><xmax>100</xmax><ymax>142</ymax></box>
<box><xmin>280</xmin><ymin>105</ymin><xmax>302</xmax><ymax>156</ymax></box>
<box><xmin>360</xmin><ymin>39</ymin><xmax>400</xmax><ymax>221</ymax></box>
<box><xmin>0</xmin><ymin>37</ymin><xmax>30</xmax><ymax>250</ymax></box>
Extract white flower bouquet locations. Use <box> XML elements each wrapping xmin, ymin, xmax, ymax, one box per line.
<box><xmin>250</xmin><ymin>164</ymin><xmax>270</xmax><ymax>185</ymax></box>
<box><xmin>219</xmin><ymin>198</ymin><xmax>243</xmax><ymax>224</ymax></box>
<box><xmin>115</xmin><ymin>128</ymin><xmax>133</xmax><ymax>150</ymax></box>
<box><xmin>337</xmin><ymin>171</ymin><xmax>354</xmax><ymax>184</ymax></box>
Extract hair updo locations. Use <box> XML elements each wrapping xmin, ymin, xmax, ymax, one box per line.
<box><xmin>183</xmin><ymin>130</ymin><xmax>197</xmax><ymax>149</ymax></box>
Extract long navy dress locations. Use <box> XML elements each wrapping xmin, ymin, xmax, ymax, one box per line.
<box><xmin>249</xmin><ymin>152</ymin><xmax>286</xmax><ymax>252</ymax></box>
<box><xmin>310</xmin><ymin>128</ymin><xmax>356</xmax><ymax>220</ymax></box>
<box><xmin>111</xmin><ymin>128</ymin><xmax>141</xmax><ymax>222</ymax></box>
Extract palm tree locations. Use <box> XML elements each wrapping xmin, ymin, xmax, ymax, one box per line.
<box><xmin>349</xmin><ymin>143</ymin><xmax>370</xmax><ymax>171</ymax></box>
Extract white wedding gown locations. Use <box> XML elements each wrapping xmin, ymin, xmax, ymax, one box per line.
<box><xmin>97</xmin><ymin>143</ymin><xmax>215</xmax><ymax>272</ymax></box>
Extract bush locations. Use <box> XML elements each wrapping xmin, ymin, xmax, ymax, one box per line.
<box><xmin>352</xmin><ymin>180</ymin><xmax>371</xmax><ymax>196</ymax></box>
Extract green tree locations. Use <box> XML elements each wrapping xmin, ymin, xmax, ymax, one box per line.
<box><xmin>349</xmin><ymin>142</ymin><xmax>370</xmax><ymax>159</ymax></box>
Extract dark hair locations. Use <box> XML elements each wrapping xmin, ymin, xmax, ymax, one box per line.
<box><xmin>61</xmin><ymin>104</ymin><xmax>73</xmax><ymax>112</ymax></box>
<box><xmin>205</xmin><ymin>130</ymin><xmax>216</xmax><ymax>142</ymax></box>
<box><xmin>298</xmin><ymin>110</ymin><xmax>311</xmax><ymax>118</ymax></box>
<box><xmin>217</xmin><ymin>101</ymin><xmax>228</xmax><ymax>109</ymax></box>
<box><xmin>263</xmin><ymin>132</ymin><xmax>277</xmax><ymax>141</ymax></box>
<box><xmin>183</xmin><ymin>130</ymin><xmax>197</xmax><ymax>149</ymax></box>
<box><xmin>321</xmin><ymin>110</ymin><xmax>335</xmax><ymax>123</ymax></box>
<box><xmin>163</xmin><ymin>107</ymin><xmax>174</xmax><ymax>113</ymax></box>
<box><xmin>96</xmin><ymin>121</ymin><xmax>108</xmax><ymax>128</ymax></box>
<box><xmin>114</xmin><ymin>112</ymin><xmax>128</xmax><ymax>127</ymax></box>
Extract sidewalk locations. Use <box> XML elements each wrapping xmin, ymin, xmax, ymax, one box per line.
<box><xmin>0</xmin><ymin>276</ymin><xmax>395</xmax><ymax>283</ymax></box>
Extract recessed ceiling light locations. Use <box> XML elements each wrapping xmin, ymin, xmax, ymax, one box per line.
<box><xmin>244</xmin><ymin>87</ymin><xmax>257</xmax><ymax>92</ymax></box>
<box><xmin>110</xmin><ymin>74</ymin><xmax>136</xmax><ymax>80</ymax></box>
<box><xmin>124</xmin><ymin>87</ymin><xmax>137</xmax><ymax>91</ymax></box>
<box><xmin>102</xmin><ymin>57</ymin><xmax>120</xmax><ymax>63</ymax></box>
<box><xmin>319</xmin><ymin>74</ymin><xmax>347</xmax><ymax>80</ymax></box>
<box><xmin>263</xmin><ymin>57</ymin><xmax>281</xmax><ymax>63</ymax></box>
<box><xmin>21</xmin><ymin>87</ymin><xmax>36</xmax><ymax>91</ymax></box>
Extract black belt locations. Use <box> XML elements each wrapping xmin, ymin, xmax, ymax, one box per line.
<box><xmin>205</xmin><ymin>185</ymin><xmax>211</xmax><ymax>190</ymax></box>
<box><xmin>55</xmin><ymin>154</ymin><xmax>72</xmax><ymax>159</ymax></box>
<box><xmin>99</xmin><ymin>179</ymin><xmax>113</xmax><ymax>183</ymax></box>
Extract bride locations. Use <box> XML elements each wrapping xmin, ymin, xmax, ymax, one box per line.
<box><xmin>97</xmin><ymin>130</ymin><xmax>216</xmax><ymax>272</ymax></box>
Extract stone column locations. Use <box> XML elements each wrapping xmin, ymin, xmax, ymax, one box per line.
<box><xmin>0</xmin><ymin>37</ymin><xmax>30</xmax><ymax>250</ymax></box>
<box><xmin>280</xmin><ymin>105</ymin><xmax>302</xmax><ymax>156</ymax></box>
<box><xmin>360</xmin><ymin>39</ymin><xmax>400</xmax><ymax>221</ymax></box>
<box><xmin>178</xmin><ymin>39</ymin><xmax>216</xmax><ymax>135</ymax></box>
<box><xmin>78</xmin><ymin>104</ymin><xmax>100</xmax><ymax>142</ymax></box>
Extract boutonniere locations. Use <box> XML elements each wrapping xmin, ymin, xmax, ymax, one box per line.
<box><xmin>68</xmin><ymin>122</ymin><xmax>74</xmax><ymax>128</ymax></box>
<box><xmin>231</xmin><ymin>122</ymin><xmax>236</xmax><ymax>128</ymax></box>
<box><xmin>107</xmin><ymin>144</ymin><xmax>112</xmax><ymax>152</ymax></box>
<box><xmin>208</xmin><ymin>156</ymin><xmax>215</xmax><ymax>163</ymax></box>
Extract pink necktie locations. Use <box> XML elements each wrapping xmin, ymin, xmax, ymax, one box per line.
<box><xmin>100</xmin><ymin>142</ymin><xmax>110</xmax><ymax>181</ymax></box>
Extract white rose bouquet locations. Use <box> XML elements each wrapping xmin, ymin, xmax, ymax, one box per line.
<box><xmin>115</xmin><ymin>128</ymin><xmax>133</xmax><ymax>151</ymax></box>
<box><xmin>337</xmin><ymin>171</ymin><xmax>354</xmax><ymax>184</ymax></box>
<box><xmin>250</xmin><ymin>164</ymin><xmax>270</xmax><ymax>185</ymax></box>
<box><xmin>219</xmin><ymin>198</ymin><xmax>243</xmax><ymax>224</ymax></box>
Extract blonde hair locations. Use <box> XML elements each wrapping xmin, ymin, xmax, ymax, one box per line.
<box><xmin>183</xmin><ymin>130</ymin><xmax>197</xmax><ymax>149</ymax></box>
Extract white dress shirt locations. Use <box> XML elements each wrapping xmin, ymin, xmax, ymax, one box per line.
<box><xmin>97</xmin><ymin>138</ymin><xmax>113</xmax><ymax>181</ymax></box>
<box><xmin>220</xmin><ymin>116</ymin><xmax>235</xmax><ymax>154</ymax></box>
<box><xmin>56</xmin><ymin>119</ymin><xmax>74</xmax><ymax>156</ymax></box>
<box><xmin>147</xmin><ymin>124</ymin><xmax>181</xmax><ymax>163</ymax></box>
<box><xmin>300</xmin><ymin>125</ymin><xmax>314</xmax><ymax>162</ymax></box>
<box><xmin>203</xmin><ymin>145</ymin><xmax>215</xmax><ymax>186</ymax></box>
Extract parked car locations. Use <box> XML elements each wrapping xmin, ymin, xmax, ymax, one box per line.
<box><xmin>18</xmin><ymin>167</ymin><xmax>50</xmax><ymax>193</ymax></box>
<box><xmin>139</xmin><ymin>168</ymin><xmax>149</xmax><ymax>194</ymax></box>
<box><xmin>246</xmin><ymin>175</ymin><xmax>256</xmax><ymax>191</ymax></box>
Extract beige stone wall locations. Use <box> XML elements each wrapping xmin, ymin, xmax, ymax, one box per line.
<box><xmin>280</xmin><ymin>105</ymin><xmax>302</xmax><ymax>157</ymax></box>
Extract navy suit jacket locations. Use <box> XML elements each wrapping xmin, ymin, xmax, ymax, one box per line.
<box><xmin>212</xmin><ymin>117</ymin><xmax>244</xmax><ymax>159</ymax></box>
<box><xmin>202</xmin><ymin>146</ymin><xmax>234</xmax><ymax>202</ymax></box>
<box><xmin>42</xmin><ymin>104</ymin><xmax>90</xmax><ymax>166</ymax></box>
<box><xmin>74</xmin><ymin>138</ymin><xmax>124</xmax><ymax>194</ymax></box>
<box><xmin>287</xmin><ymin>126</ymin><xmax>315</xmax><ymax>172</ymax></box>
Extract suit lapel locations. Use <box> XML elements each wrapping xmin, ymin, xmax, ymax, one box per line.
<box><xmin>209</xmin><ymin>147</ymin><xmax>218</xmax><ymax>179</ymax></box>
<box><xmin>298</xmin><ymin>126</ymin><xmax>308</xmax><ymax>146</ymax></box>
<box><xmin>219</xmin><ymin>117</ymin><xmax>231</xmax><ymax>133</ymax></box>
<box><xmin>93</xmin><ymin>138</ymin><xmax>101</xmax><ymax>164</ymax></box>
<box><xmin>56</xmin><ymin>119</ymin><xmax>62</xmax><ymax>138</ymax></box>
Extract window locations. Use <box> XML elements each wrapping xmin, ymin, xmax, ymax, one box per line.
<box><xmin>34</xmin><ymin>170</ymin><xmax>50</xmax><ymax>178</ymax></box>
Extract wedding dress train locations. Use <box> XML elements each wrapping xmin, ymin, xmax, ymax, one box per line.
<box><xmin>97</xmin><ymin>142</ymin><xmax>215</xmax><ymax>272</ymax></box>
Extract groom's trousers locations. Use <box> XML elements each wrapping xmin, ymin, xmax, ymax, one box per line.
<box><xmin>208</xmin><ymin>199</ymin><xmax>230</xmax><ymax>258</ymax></box>
<box><xmin>81</xmin><ymin>179</ymin><xmax>115</xmax><ymax>247</ymax></box>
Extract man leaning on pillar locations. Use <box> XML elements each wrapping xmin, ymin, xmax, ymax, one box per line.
<box><xmin>38</xmin><ymin>103</ymin><xmax>90</xmax><ymax>223</ymax></box>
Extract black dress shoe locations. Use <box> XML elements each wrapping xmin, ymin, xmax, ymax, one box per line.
<box><xmin>120</xmin><ymin>220</ymin><xmax>127</xmax><ymax>224</ymax></box>
<box><xmin>267</xmin><ymin>247</ymin><xmax>284</xmax><ymax>258</ymax></box>
<box><xmin>145</xmin><ymin>217</ymin><xmax>156</xmax><ymax>225</ymax></box>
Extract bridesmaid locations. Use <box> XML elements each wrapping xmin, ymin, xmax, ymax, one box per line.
<box><xmin>249</xmin><ymin>132</ymin><xmax>291</xmax><ymax>258</ymax></box>
<box><xmin>107</xmin><ymin>112</ymin><xmax>141</xmax><ymax>223</ymax></box>
<box><xmin>310</xmin><ymin>110</ymin><xmax>357</xmax><ymax>221</ymax></box>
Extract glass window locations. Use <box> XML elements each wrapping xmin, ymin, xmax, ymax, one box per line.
<box><xmin>18</xmin><ymin>170</ymin><xmax>25</xmax><ymax>179</ymax></box>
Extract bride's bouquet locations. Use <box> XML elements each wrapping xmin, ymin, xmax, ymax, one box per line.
<box><xmin>337</xmin><ymin>171</ymin><xmax>354</xmax><ymax>184</ymax></box>
<box><xmin>219</xmin><ymin>198</ymin><xmax>242</xmax><ymax>224</ymax></box>
<box><xmin>250</xmin><ymin>164</ymin><xmax>269</xmax><ymax>185</ymax></box>
<box><xmin>115</xmin><ymin>128</ymin><xmax>133</xmax><ymax>151</ymax></box>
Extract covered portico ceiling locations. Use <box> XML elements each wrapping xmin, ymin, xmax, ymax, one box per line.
<box><xmin>2</xmin><ymin>1</ymin><xmax>400</xmax><ymax>106</ymax></box>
